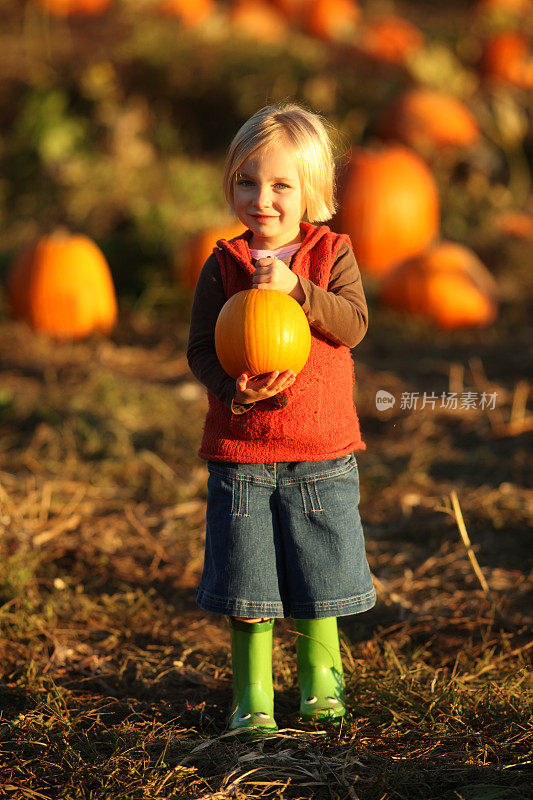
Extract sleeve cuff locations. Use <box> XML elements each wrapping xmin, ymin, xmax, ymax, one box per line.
<box><xmin>231</xmin><ymin>399</ymin><xmax>256</xmax><ymax>414</ymax></box>
<box><xmin>297</xmin><ymin>275</ymin><xmax>312</xmax><ymax>315</ymax></box>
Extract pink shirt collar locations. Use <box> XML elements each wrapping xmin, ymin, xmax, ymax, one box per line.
<box><xmin>249</xmin><ymin>242</ymin><xmax>302</xmax><ymax>261</ymax></box>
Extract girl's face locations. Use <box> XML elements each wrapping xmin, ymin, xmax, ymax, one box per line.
<box><xmin>233</xmin><ymin>144</ymin><xmax>305</xmax><ymax>251</ymax></box>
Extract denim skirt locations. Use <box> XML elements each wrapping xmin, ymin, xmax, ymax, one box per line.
<box><xmin>195</xmin><ymin>453</ymin><xmax>376</xmax><ymax>619</ymax></box>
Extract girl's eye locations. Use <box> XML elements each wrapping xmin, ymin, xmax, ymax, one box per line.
<box><xmin>275</xmin><ymin>183</ymin><xmax>290</xmax><ymax>190</ymax></box>
<box><xmin>237</xmin><ymin>178</ymin><xmax>254</xmax><ymax>187</ymax></box>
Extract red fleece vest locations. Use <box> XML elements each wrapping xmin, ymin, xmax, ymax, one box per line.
<box><xmin>198</xmin><ymin>222</ymin><xmax>366</xmax><ymax>463</ymax></box>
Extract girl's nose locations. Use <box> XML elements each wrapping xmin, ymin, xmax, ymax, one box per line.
<box><xmin>252</xmin><ymin>185</ymin><xmax>273</xmax><ymax>209</ymax></box>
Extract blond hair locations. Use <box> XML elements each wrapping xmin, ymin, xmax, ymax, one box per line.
<box><xmin>223</xmin><ymin>103</ymin><xmax>337</xmax><ymax>223</ymax></box>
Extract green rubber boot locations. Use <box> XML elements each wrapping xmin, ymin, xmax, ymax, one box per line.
<box><xmin>295</xmin><ymin>617</ymin><xmax>346</xmax><ymax>721</ymax></box>
<box><xmin>228</xmin><ymin>618</ymin><xmax>278</xmax><ymax>739</ymax></box>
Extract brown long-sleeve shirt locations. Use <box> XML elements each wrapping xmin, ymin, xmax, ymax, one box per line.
<box><xmin>186</xmin><ymin>241</ymin><xmax>368</xmax><ymax>412</ymax></box>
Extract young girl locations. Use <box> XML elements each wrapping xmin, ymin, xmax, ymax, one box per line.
<box><xmin>187</xmin><ymin>103</ymin><xmax>375</xmax><ymax>737</ymax></box>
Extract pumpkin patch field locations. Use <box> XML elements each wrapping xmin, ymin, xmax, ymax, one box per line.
<box><xmin>0</xmin><ymin>2</ymin><xmax>531</xmax><ymax>798</ymax></box>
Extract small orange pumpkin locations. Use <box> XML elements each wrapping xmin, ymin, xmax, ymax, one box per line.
<box><xmin>36</xmin><ymin>0</ymin><xmax>112</xmax><ymax>16</ymax></box>
<box><xmin>378</xmin><ymin>88</ymin><xmax>480</xmax><ymax>151</ymax></box>
<box><xmin>338</xmin><ymin>145</ymin><xmax>440</xmax><ymax>277</ymax></box>
<box><xmin>304</xmin><ymin>0</ymin><xmax>360</xmax><ymax>41</ymax></box>
<box><xmin>358</xmin><ymin>16</ymin><xmax>424</xmax><ymax>65</ymax></box>
<box><xmin>181</xmin><ymin>221</ymin><xmax>245</xmax><ymax>289</ymax></box>
<box><xmin>379</xmin><ymin>242</ymin><xmax>498</xmax><ymax>329</ymax></box>
<box><xmin>215</xmin><ymin>289</ymin><xmax>311</xmax><ymax>378</ymax></box>
<box><xmin>7</xmin><ymin>231</ymin><xmax>118</xmax><ymax>339</ymax></box>
<box><xmin>481</xmin><ymin>32</ymin><xmax>533</xmax><ymax>90</ymax></box>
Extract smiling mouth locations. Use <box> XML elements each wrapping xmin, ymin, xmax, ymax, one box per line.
<box><xmin>251</xmin><ymin>214</ymin><xmax>277</xmax><ymax>222</ymax></box>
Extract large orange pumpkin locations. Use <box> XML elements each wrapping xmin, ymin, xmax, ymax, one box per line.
<box><xmin>304</xmin><ymin>0</ymin><xmax>360</xmax><ymax>41</ymax></box>
<box><xmin>358</xmin><ymin>16</ymin><xmax>424</xmax><ymax>65</ymax></box>
<box><xmin>338</xmin><ymin>145</ymin><xmax>440</xmax><ymax>277</ymax></box>
<box><xmin>181</xmin><ymin>220</ymin><xmax>245</xmax><ymax>289</ymax></box>
<box><xmin>215</xmin><ymin>289</ymin><xmax>311</xmax><ymax>378</ymax></box>
<box><xmin>36</xmin><ymin>0</ymin><xmax>112</xmax><ymax>16</ymax></box>
<box><xmin>378</xmin><ymin>88</ymin><xmax>480</xmax><ymax>151</ymax></box>
<box><xmin>481</xmin><ymin>32</ymin><xmax>533</xmax><ymax>90</ymax></box>
<box><xmin>379</xmin><ymin>242</ymin><xmax>498</xmax><ymax>329</ymax></box>
<box><xmin>7</xmin><ymin>232</ymin><xmax>118</xmax><ymax>339</ymax></box>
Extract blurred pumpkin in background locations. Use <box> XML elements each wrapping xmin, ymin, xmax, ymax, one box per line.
<box><xmin>159</xmin><ymin>0</ymin><xmax>215</xmax><ymax>26</ymax></box>
<box><xmin>377</xmin><ymin>88</ymin><xmax>481</xmax><ymax>152</ymax></box>
<box><xmin>229</xmin><ymin>0</ymin><xmax>288</xmax><ymax>42</ymax></box>
<box><xmin>357</xmin><ymin>15</ymin><xmax>424</xmax><ymax>65</ymax></box>
<box><xmin>180</xmin><ymin>220</ymin><xmax>245</xmax><ymax>289</ymax></box>
<box><xmin>271</xmin><ymin>0</ymin><xmax>314</xmax><ymax>25</ymax></box>
<box><xmin>476</xmin><ymin>0</ymin><xmax>533</xmax><ymax>16</ymax></box>
<box><xmin>338</xmin><ymin>145</ymin><xmax>440</xmax><ymax>277</ymax></box>
<box><xmin>36</xmin><ymin>0</ymin><xmax>112</xmax><ymax>16</ymax></box>
<box><xmin>304</xmin><ymin>0</ymin><xmax>360</xmax><ymax>42</ymax></box>
<box><xmin>379</xmin><ymin>241</ymin><xmax>498</xmax><ymax>329</ymax></box>
<box><xmin>7</xmin><ymin>232</ymin><xmax>118</xmax><ymax>340</ymax></box>
<box><xmin>494</xmin><ymin>210</ymin><xmax>533</xmax><ymax>238</ymax></box>
<box><xmin>481</xmin><ymin>32</ymin><xmax>533</xmax><ymax>90</ymax></box>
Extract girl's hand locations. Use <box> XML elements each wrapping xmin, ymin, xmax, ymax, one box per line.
<box><xmin>234</xmin><ymin>370</ymin><xmax>296</xmax><ymax>404</ymax></box>
<box><xmin>253</xmin><ymin>257</ymin><xmax>304</xmax><ymax>302</ymax></box>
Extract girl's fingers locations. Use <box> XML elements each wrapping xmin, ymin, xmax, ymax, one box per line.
<box><xmin>269</xmin><ymin>371</ymin><xmax>295</xmax><ymax>391</ymax></box>
<box><xmin>253</xmin><ymin>264</ymin><xmax>274</xmax><ymax>278</ymax></box>
<box><xmin>264</xmin><ymin>371</ymin><xmax>280</xmax><ymax>388</ymax></box>
<box><xmin>253</xmin><ymin>272</ymin><xmax>273</xmax><ymax>287</ymax></box>
<box><xmin>247</xmin><ymin>373</ymin><xmax>276</xmax><ymax>391</ymax></box>
<box><xmin>245</xmin><ymin>370</ymin><xmax>295</xmax><ymax>397</ymax></box>
<box><xmin>278</xmin><ymin>369</ymin><xmax>295</xmax><ymax>381</ymax></box>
